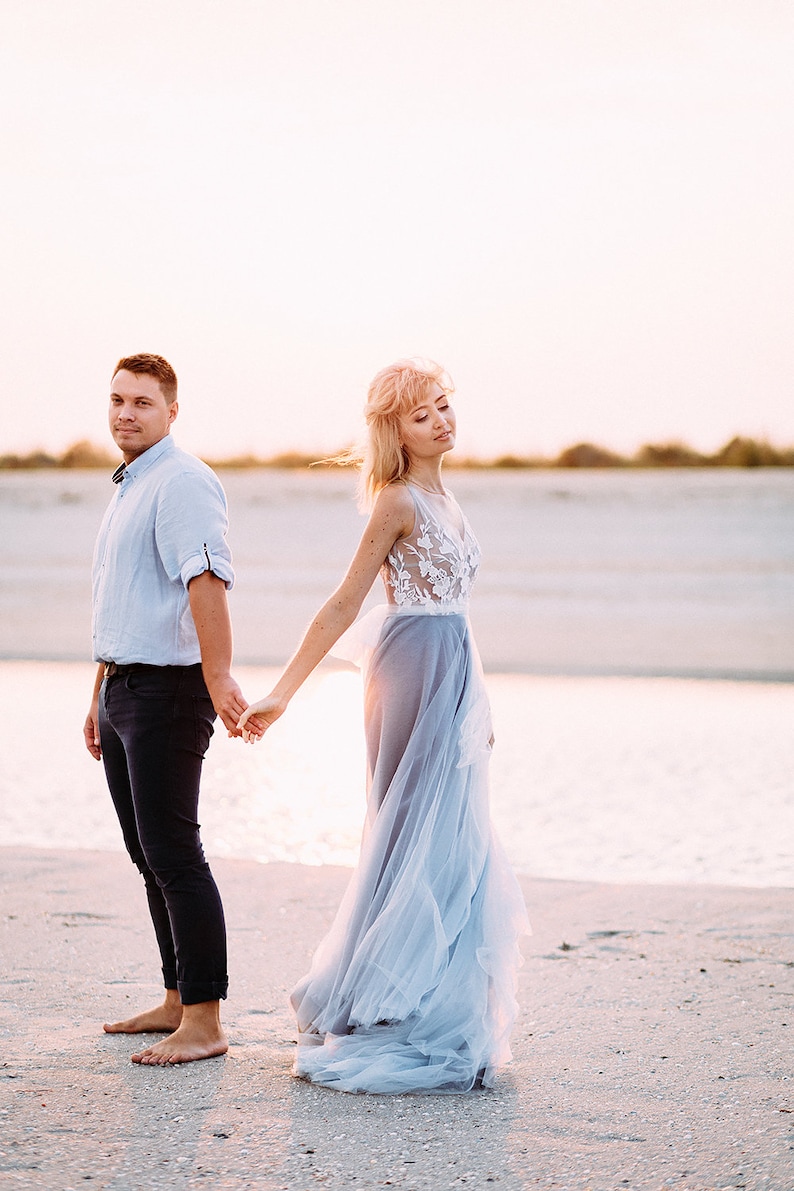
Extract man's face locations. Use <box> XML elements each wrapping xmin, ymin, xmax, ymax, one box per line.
<box><xmin>108</xmin><ymin>370</ymin><xmax>177</xmax><ymax>462</ymax></box>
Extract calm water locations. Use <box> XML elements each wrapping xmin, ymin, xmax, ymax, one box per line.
<box><xmin>1</xmin><ymin>468</ymin><xmax>792</xmax><ymax>886</ymax></box>
<box><xmin>1</xmin><ymin>661</ymin><xmax>792</xmax><ymax>887</ymax></box>
<box><xmin>1</xmin><ymin>467</ymin><xmax>793</xmax><ymax>676</ymax></box>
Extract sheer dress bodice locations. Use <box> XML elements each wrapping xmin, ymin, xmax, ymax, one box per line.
<box><xmin>381</xmin><ymin>483</ymin><xmax>480</xmax><ymax>612</ymax></box>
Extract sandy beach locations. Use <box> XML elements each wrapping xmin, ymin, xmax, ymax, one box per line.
<box><xmin>1</xmin><ymin>847</ymin><xmax>791</xmax><ymax>1190</ymax></box>
<box><xmin>2</xmin><ymin>468</ymin><xmax>792</xmax><ymax>1187</ymax></box>
<box><xmin>4</xmin><ymin>469</ymin><xmax>793</xmax><ymax>680</ymax></box>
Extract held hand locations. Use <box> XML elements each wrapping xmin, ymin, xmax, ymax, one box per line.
<box><xmin>237</xmin><ymin>696</ymin><xmax>286</xmax><ymax>744</ymax></box>
<box><xmin>83</xmin><ymin>709</ymin><xmax>102</xmax><ymax>760</ymax></box>
<box><xmin>205</xmin><ymin>674</ymin><xmax>249</xmax><ymax>738</ymax></box>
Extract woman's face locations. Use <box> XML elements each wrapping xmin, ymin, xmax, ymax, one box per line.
<box><xmin>398</xmin><ymin>382</ymin><xmax>457</xmax><ymax>464</ymax></box>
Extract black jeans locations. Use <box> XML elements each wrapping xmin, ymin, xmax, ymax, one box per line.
<box><xmin>98</xmin><ymin>664</ymin><xmax>228</xmax><ymax>1004</ymax></box>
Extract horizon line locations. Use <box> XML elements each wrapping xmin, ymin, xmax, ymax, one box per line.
<box><xmin>2</xmin><ymin>433</ymin><xmax>793</xmax><ymax>471</ymax></box>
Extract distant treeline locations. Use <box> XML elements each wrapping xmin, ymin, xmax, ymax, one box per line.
<box><xmin>2</xmin><ymin>435</ymin><xmax>794</xmax><ymax>471</ymax></box>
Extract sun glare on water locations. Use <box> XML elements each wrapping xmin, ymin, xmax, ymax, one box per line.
<box><xmin>1</xmin><ymin>662</ymin><xmax>792</xmax><ymax>887</ymax></box>
<box><xmin>203</xmin><ymin>668</ymin><xmax>369</xmax><ymax>867</ymax></box>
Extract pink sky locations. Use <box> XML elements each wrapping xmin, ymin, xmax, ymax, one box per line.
<box><xmin>1</xmin><ymin>0</ymin><xmax>792</xmax><ymax>459</ymax></box>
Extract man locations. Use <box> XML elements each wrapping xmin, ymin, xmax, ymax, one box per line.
<box><xmin>83</xmin><ymin>353</ymin><xmax>248</xmax><ymax>1065</ymax></box>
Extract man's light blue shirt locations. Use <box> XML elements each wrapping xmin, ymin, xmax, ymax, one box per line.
<box><xmin>92</xmin><ymin>435</ymin><xmax>235</xmax><ymax>666</ymax></box>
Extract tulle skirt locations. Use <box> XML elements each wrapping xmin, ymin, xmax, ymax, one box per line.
<box><xmin>290</xmin><ymin>606</ymin><xmax>530</xmax><ymax>1094</ymax></box>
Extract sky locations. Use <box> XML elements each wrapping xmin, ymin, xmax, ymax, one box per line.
<box><xmin>1</xmin><ymin>0</ymin><xmax>792</xmax><ymax>461</ymax></box>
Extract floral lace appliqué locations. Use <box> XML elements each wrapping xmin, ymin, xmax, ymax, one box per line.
<box><xmin>383</xmin><ymin>491</ymin><xmax>480</xmax><ymax>609</ymax></box>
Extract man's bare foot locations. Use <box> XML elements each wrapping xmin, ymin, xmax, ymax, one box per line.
<box><xmin>103</xmin><ymin>990</ymin><xmax>183</xmax><ymax>1035</ymax></box>
<box><xmin>131</xmin><ymin>1000</ymin><xmax>227</xmax><ymax>1065</ymax></box>
<box><xmin>103</xmin><ymin>1005</ymin><xmax>183</xmax><ymax>1034</ymax></box>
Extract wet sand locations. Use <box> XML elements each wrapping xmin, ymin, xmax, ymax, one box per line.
<box><xmin>1</xmin><ymin>847</ymin><xmax>791</xmax><ymax>1190</ymax></box>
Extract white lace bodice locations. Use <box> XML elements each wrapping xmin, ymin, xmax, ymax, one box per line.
<box><xmin>382</xmin><ymin>482</ymin><xmax>480</xmax><ymax>610</ymax></box>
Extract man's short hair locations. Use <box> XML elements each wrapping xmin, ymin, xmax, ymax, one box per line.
<box><xmin>113</xmin><ymin>354</ymin><xmax>178</xmax><ymax>404</ymax></box>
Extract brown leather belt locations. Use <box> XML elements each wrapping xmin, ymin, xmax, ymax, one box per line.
<box><xmin>103</xmin><ymin>662</ymin><xmax>161</xmax><ymax>678</ymax></box>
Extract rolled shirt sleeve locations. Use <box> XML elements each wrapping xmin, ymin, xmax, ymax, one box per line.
<box><xmin>155</xmin><ymin>470</ymin><xmax>236</xmax><ymax>592</ymax></box>
<box><xmin>180</xmin><ymin>544</ymin><xmax>235</xmax><ymax>591</ymax></box>
<box><xmin>92</xmin><ymin>438</ymin><xmax>236</xmax><ymax>666</ymax></box>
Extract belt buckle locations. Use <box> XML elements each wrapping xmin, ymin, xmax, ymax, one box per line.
<box><xmin>103</xmin><ymin>661</ymin><xmax>118</xmax><ymax>678</ymax></box>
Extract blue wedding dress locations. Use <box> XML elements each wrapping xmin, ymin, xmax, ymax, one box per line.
<box><xmin>290</xmin><ymin>481</ymin><xmax>529</xmax><ymax>1093</ymax></box>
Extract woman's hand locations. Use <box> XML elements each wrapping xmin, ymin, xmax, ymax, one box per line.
<box><xmin>237</xmin><ymin>696</ymin><xmax>286</xmax><ymax>743</ymax></box>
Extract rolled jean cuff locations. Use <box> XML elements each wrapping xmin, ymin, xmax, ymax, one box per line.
<box><xmin>163</xmin><ymin>966</ymin><xmax>178</xmax><ymax>991</ymax></box>
<box><xmin>177</xmin><ymin>979</ymin><xmax>229</xmax><ymax>1005</ymax></box>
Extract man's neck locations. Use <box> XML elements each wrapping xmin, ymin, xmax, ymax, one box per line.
<box><xmin>121</xmin><ymin>433</ymin><xmax>173</xmax><ymax>467</ymax></box>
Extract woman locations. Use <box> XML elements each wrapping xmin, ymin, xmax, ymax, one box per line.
<box><xmin>238</xmin><ymin>358</ymin><xmax>529</xmax><ymax>1093</ymax></box>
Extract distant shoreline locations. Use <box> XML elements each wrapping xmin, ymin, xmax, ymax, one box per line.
<box><xmin>2</xmin><ymin>434</ymin><xmax>794</xmax><ymax>470</ymax></box>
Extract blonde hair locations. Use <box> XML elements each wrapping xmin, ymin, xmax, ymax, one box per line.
<box><xmin>349</xmin><ymin>358</ymin><xmax>453</xmax><ymax>508</ymax></box>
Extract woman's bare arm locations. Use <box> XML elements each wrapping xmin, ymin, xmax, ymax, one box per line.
<box><xmin>238</xmin><ymin>484</ymin><xmax>413</xmax><ymax>740</ymax></box>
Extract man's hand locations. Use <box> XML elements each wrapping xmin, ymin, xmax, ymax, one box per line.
<box><xmin>84</xmin><ymin>664</ymin><xmax>105</xmax><ymax>759</ymax></box>
<box><xmin>84</xmin><ymin>704</ymin><xmax>102</xmax><ymax>760</ymax></box>
<box><xmin>188</xmin><ymin>571</ymin><xmax>248</xmax><ymax>736</ymax></box>
<box><xmin>205</xmin><ymin>674</ymin><xmax>249</xmax><ymax>738</ymax></box>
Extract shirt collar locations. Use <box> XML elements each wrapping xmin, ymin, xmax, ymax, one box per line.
<box><xmin>112</xmin><ymin>435</ymin><xmax>175</xmax><ymax>485</ymax></box>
